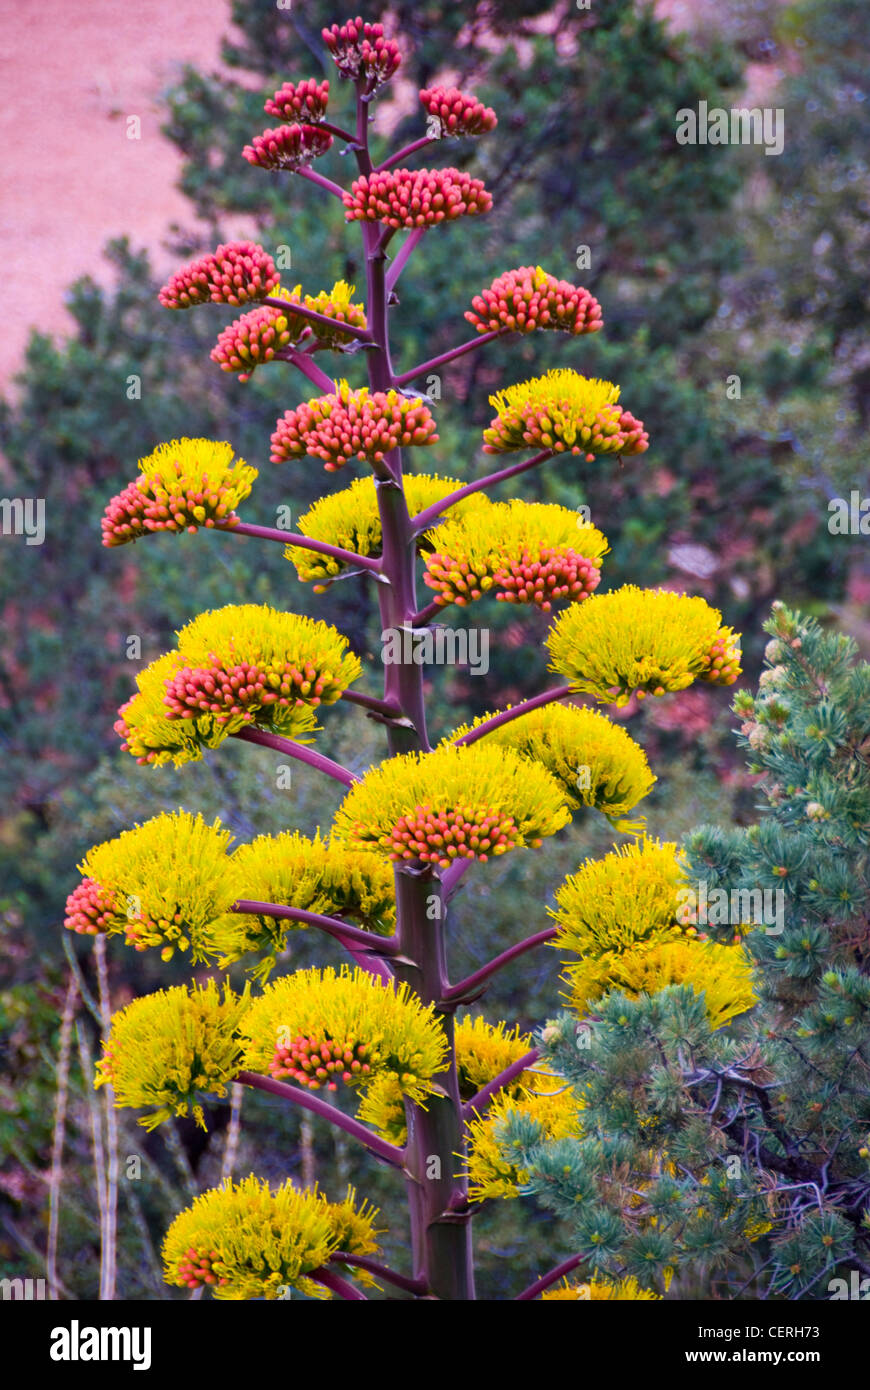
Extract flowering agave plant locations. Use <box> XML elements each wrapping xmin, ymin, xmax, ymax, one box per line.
<box><xmin>70</xmin><ymin>13</ymin><xmax>750</xmax><ymax>1303</ymax></box>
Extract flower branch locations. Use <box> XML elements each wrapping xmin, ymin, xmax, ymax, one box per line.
<box><xmin>236</xmin><ymin>1070</ymin><xmax>405</xmax><ymax>1169</ymax></box>
<box><xmin>234</xmin><ymin>726</ymin><xmax>358</xmax><ymax>787</ymax></box>
<box><xmin>462</xmin><ymin>1049</ymin><xmax>542</xmax><ymax>1121</ymax></box>
<box><xmin>385</xmin><ymin>228</ymin><xmax>427</xmax><ymax>294</ymax></box>
<box><xmin>376</xmin><ymin>134</ymin><xmax>437</xmax><ymax>172</ymax></box>
<box><xmin>395</xmin><ymin>328</ymin><xmax>508</xmax><ymax>388</ymax></box>
<box><xmin>446</xmin><ymin>932</ymin><xmax>558</xmax><ymax>1007</ymax></box>
<box><xmin>515</xmin><ymin>1253</ymin><xmax>585</xmax><ymax>1301</ymax></box>
<box><xmin>329</xmin><ymin>1252</ymin><xmax>429</xmax><ymax>1296</ymax></box>
<box><xmin>311</xmin><ymin>1267</ymin><xmax>369</xmax><ymax>1300</ymax></box>
<box><xmin>410</xmin><ymin>448</ymin><xmax>556</xmax><ymax>532</ymax></box>
<box><xmin>261</xmin><ymin>295</ymin><xmax>370</xmax><ymax>341</ymax></box>
<box><xmin>231</xmin><ymin>899</ymin><xmax>400</xmax><ymax>956</ymax></box>
<box><xmin>295</xmin><ymin>165</ymin><xmax>347</xmax><ymax>200</ymax></box>
<box><xmin>452</xmin><ymin>687</ymin><xmax>575</xmax><ymax>746</ymax></box>
<box><xmin>220</xmin><ymin>520</ymin><xmax>382</xmax><ymax>573</ymax></box>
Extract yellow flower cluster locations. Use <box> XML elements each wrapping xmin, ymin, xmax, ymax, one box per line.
<box><xmin>542</xmin><ymin>1276</ymin><xmax>660</xmax><ymax>1300</ymax></box>
<box><xmin>551</xmin><ymin>839</ymin><xmax>756</xmax><ymax>1027</ymax></box>
<box><xmin>587</xmin><ymin>938</ymin><xmax>757</xmax><ymax>1031</ymax></box>
<box><xmin>447</xmin><ymin>702</ymin><xmax>655</xmax><ymax>831</ymax></box>
<box><xmin>220</xmin><ymin>831</ymin><xmax>396</xmax><ymax>982</ymax></box>
<box><xmin>115</xmin><ymin>605</ymin><xmax>360</xmax><ymax>766</ymax></box>
<box><xmin>333</xmin><ymin>741</ymin><xmax>571</xmax><ymax>869</ymax></box>
<box><xmin>482</xmin><ymin>370</ymin><xmax>648</xmax><ymax>457</ymax></box>
<box><xmin>547</xmin><ymin>586</ymin><xmax>742</xmax><ymax>705</ymax></box>
<box><xmin>162</xmin><ymin>1175</ymin><xmax>380</xmax><ymax>1299</ymax></box>
<box><xmin>101</xmin><ymin>438</ymin><xmax>257</xmax><ymax>546</ymax></box>
<box><xmin>67</xmin><ymin>811</ymin><xmax>240</xmax><ymax>962</ymax></box>
<box><xmin>239</xmin><ymin>966</ymin><xmax>449</xmax><ymax>1105</ymax></box>
<box><xmin>358</xmin><ymin>1015</ymin><xmax>558</xmax><ymax>1145</ymax></box>
<box><xmin>422</xmin><ymin>501</ymin><xmax>609</xmax><ymax>612</ymax></box>
<box><xmin>285</xmin><ymin>473</ymin><xmax>490</xmax><ymax>586</ymax></box>
<box><xmin>95</xmin><ymin>980</ymin><xmax>249</xmax><ymax>1131</ymax></box>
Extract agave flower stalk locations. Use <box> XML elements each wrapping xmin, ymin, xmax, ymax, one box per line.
<box><xmin>79</xmin><ymin>13</ymin><xmax>748</xmax><ymax>1305</ymax></box>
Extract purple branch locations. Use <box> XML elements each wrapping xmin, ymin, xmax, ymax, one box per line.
<box><xmin>395</xmin><ymin>329</ymin><xmax>507</xmax><ymax>388</ymax></box>
<box><xmin>440</xmin><ymin>859</ymin><xmax>471</xmax><ymax>900</ymax></box>
<box><xmin>261</xmin><ymin>295</ymin><xmax>370</xmax><ymax>342</ymax></box>
<box><xmin>385</xmin><ymin>228</ymin><xmax>426</xmax><ymax>294</ymax></box>
<box><xmin>319</xmin><ymin>120</ymin><xmax>357</xmax><ymax>143</ymax></box>
<box><xmin>231</xmin><ymin>899</ymin><xmax>399</xmax><ymax>956</ymax></box>
<box><xmin>410</xmin><ymin>449</ymin><xmax>556</xmax><ymax>532</ymax></box>
<box><xmin>342</xmin><ymin>689</ymin><xmax>403</xmax><ymax>718</ymax></box>
<box><xmin>280</xmin><ymin>347</ymin><xmax>336</xmax><ymax>394</ymax></box>
<box><xmin>447</xmin><ymin>933</ymin><xmax>558</xmax><ymax>1005</ymax></box>
<box><xmin>461</xmin><ymin>1049</ymin><xmax>541</xmax><ymax>1121</ymax></box>
<box><xmin>295</xmin><ymin>165</ymin><xmax>347</xmax><ymax>200</ymax></box>
<box><xmin>376</xmin><ymin>134</ymin><xmax>437</xmax><ymax>173</ymax></box>
<box><xmin>452</xmin><ymin>686</ymin><xmax>575</xmax><ymax>746</ymax></box>
<box><xmin>237</xmin><ymin>1071</ymin><xmax>405</xmax><ymax>1169</ymax></box>
<box><xmin>309</xmin><ymin>1266</ymin><xmax>368</xmax><ymax>1300</ymax></box>
<box><xmin>410</xmin><ymin>601</ymin><xmax>443</xmax><ymax>628</ymax></box>
<box><xmin>515</xmin><ymin>1253</ymin><xmax>585</xmax><ymax>1301</ymax></box>
<box><xmin>234</xmin><ymin>726</ymin><xmax>357</xmax><ymax>787</ymax></box>
<box><xmin>220</xmin><ymin>521</ymin><xmax>382</xmax><ymax>573</ymax></box>
<box><xmin>329</xmin><ymin>1252</ymin><xmax>428</xmax><ymax>1296</ymax></box>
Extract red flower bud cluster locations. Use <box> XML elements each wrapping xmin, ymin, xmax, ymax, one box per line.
<box><xmin>270</xmin><ymin>1034</ymin><xmax>371</xmax><ymax>1091</ymax></box>
<box><xmin>343</xmin><ymin>168</ymin><xmax>492</xmax><ymax>228</ymax></box>
<box><xmin>699</xmin><ymin>628</ymin><xmax>741</xmax><ymax>686</ymax></box>
<box><xmin>483</xmin><ymin>403</ymin><xmax>648</xmax><ymax>458</ymax></box>
<box><xmin>101</xmin><ymin>475</ymin><xmax>243</xmax><ymax>546</ymax></box>
<box><xmin>64</xmin><ymin>877</ymin><xmax>118</xmax><ymax>935</ymax></box>
<box><xmin>264</xmin><ymin>78</ymin><xmax>330</xmax><ymax>123</ymax></box>
<box><xmin>496</xmin><ymin>548</ymin><xmax>602</xmax><ymax>612</ymax></box>
<box><xmin>242</xmin><ymin>123</ymin><xmax>333</xmax><ymax>171</ymax></box>
<box><xmin>177</xmin><ymin>1249</ymin><xmax>229</xmax><ymax>1290</ymax></box>
<box><xmin>386</xmin><ymin>805</ymin><xmax>519</xmax><ymax>869</ymax></box>
<box><xmin>419</xmin><ymin>85</ymin><xmax>497</xmax><ymax>137</ymax></box>
<box><xmin>322</xmin><ymin>18</ymin><xmax>401</xmax><ymax>92</ymax></box>
<box><xmin>270</xmin><ymin>386</ymin><xmax>439</xmax><ymax>471</ymax></box>
<box><xmin>211</xmin><ymin>303</ymin><xmax>295</xmax><ymax>381</ymax></box>
<box><xmin>158</xmin><ymin>241</ymin><xmax>279</xmax><ymax>310</ymax></box>
<box><xmin>162</xmin><ymin>657</ymin><xmax>337</xmax><ymax>724</ymax></box>
<box><xmin>423</xmin><ymin>547</ymin><xmax>601</xmax><ymax>612</ymax></box>
<box><xmin>466</xmin><ymin>267</ymin><xmax>603</xmax><ymax>336</ymax></box>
